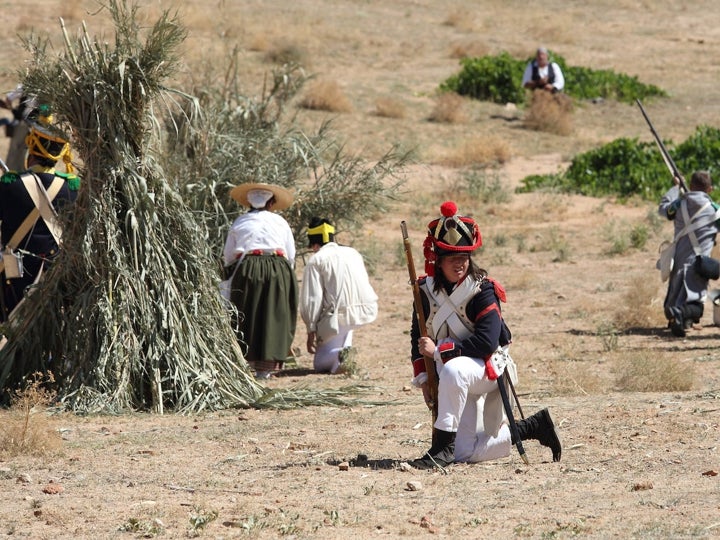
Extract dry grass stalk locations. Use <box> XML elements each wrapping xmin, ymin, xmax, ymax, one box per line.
<box><xmin>428</xmin><ymin>92</ymin><xmax>468</xmax><ymax>124</ymax></box>
<box><xmin>523</xmin><ymin>90</ymin><xmax>573</xmax><ymax>136</ymax></box>
<box><xmin>298</xmin><ymin>79</ymin><xmax>352</xmax><ymax>113</ymax></box>
<box><xmin>615</xmin><ymin>354</ymin><xmax>694</xmax><ymax>392</ymax></box>
<box><xmin>436</xmin><ymin>136</ymin><xmax>511</xmax><ymax>168</ymax></box>
<box><xmin>613</xmin><ymin>275</ymin><xmax>666</xmax><ymax>330</ymax></box>
<box><xmin>0</xmin><ymin>372</ymin><xmax>62</xmax><ymax>457</ymax></box>
<box><xmin>552</xmin><ymin>363</ymin><xmax>605</xmax><ymax>396</ymax></box>
<box><xmin>264</xmin><ymin>40</ymin><xmax>308</xmax><ymax>66</ymax></box>
<box><xmin>374</xmin><ymin>96</ymin><xmax>406</xmax><ymax>119</ymax></box>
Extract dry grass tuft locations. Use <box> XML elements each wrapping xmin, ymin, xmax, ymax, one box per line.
<box><xmin>613</xmin><ymin>275</ymin><xmax>667</xmax><ymax>330</ymax></box>
<box><xmin>443</xmin><ymin>9</ymin><xmax>476</xmax><ymax>32</ymax></box>
<box><xmin>0</xmin><ymin>372</ymin><xmax>62</xmax><ymax>458</ymax></box>
<box><xmin>428</xmin><ymin>92</ymin><xmax>468</xmax><ymax>124</ymax></box>
<box><xmin>523</xmin><ymin>90</ymin><xmax>573</xmax><ymax>136</ymax></box>
<box><xmin>552</xmin><ymin>362</ymin><xmax>606</xmax><ymax>396</ymax></box>
<box><xmin>264</xmin><ymin>40</ymin><xmax>309</xmax><ymax>66</ymax></box>
<box><xmin>298</xmin><ymin>79</ymin><xmax>353</xmax><ymax>113</ymax></box>
<box><xmin>374</xmin><ymin>96</ymin><xmax>406</xmax><ymax>119</ymax></box>
<box><xmin>615</xmin><ymin>354</ymin><xmax>694</xmax><ymax>392</ymax></box>
<box><xmin>449</xmin><ymin>39</ymin><xmax>489</xmax><ymax>59</ymax></box>
<box><xmin>435</xmin><ymin>135</ymin><xmax>511</xmax><ymax>168</ymax></box>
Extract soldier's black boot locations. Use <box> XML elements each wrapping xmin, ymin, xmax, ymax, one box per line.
<box><xmin>512</xmin><ymin>408</ymin><xmax>562</xmax><ymax>462</ymax></box>
<box><xmin>410</xmin><ymin>429</ymin><xmax>456</xmax><ymax>469</ymax></box>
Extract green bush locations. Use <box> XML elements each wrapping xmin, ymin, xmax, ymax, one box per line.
<box><xmin>517</xmin><ymin>125</ymin><xmax>720</xmax><ymax>201</ymax></box>
<box><xmin>441</xmin><ymin>50</ymin><xmax>666</xmax><ymax>105</ymax></box>
<box><xmin>440</xmin><ymin>52</ymin><xmax>525</xmax><ymax>104</ymax></box>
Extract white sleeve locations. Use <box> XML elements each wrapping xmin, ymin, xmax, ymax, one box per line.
<box><xmin>222</xmin><ymin>228</ymin><xmax>238</xmax><ymax>267</ymax></box>
<box><xmin>521</xmin><ymin>62</ymin><xmax>533</xmax><ymax>86</ymax></box>
<box><xmin>284</xmin><ymin>220</ymin><xmax>296</xmax><ymax>267</ymax></box>
<box><xmin>552</xmin><ymin>63</ymin><xmax>565</xmax><ymax>91</ymax></box>
<box><xmin>300</xmin><ymin>261</ymin><xmax>324</xmax><ymax>330</ymax></box>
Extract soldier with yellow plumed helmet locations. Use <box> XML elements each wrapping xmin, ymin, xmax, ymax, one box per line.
<box><xmin>0</xmin><ymin>104</ymin><xmax>80</xmax><ymax>321</ymax></box>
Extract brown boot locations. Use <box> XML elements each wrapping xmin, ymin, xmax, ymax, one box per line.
<box><xmin>512</xmin><ymin>408</ymin><xmax>562</xmax><ymax>462</ymax></box>
<box><xmin>409</xmin><ymin>429</ymin><xmax>456</xmax><ymax>469</ymax></box>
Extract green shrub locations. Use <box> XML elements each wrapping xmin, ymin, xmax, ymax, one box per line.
<box><xmin>517</xmin><ymin>126</ymin><xmax>720</xmax><ymax>201</ymax></box>
<box><xmin>440</xmin><ymin>52</ymin><xmax>525</xmax><ymax>104</ymax></box>
<box><xmin>441</xmin><ymin>50</ymin><xmax>666</xmax><ymax>105</ymax></box>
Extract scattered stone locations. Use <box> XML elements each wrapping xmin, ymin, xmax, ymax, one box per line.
<box><xmin>338</xmin><ymin>462</ymin><xmax>349</xmax><ymax>471</ymax></box>
<box><xmin>631</xmin><ymin>481</ymin><xmax>653</xmax><ymax>491</ymax></box>
<box><xmin>406</xmin><ymin>481</ymin><xmax>422</xmax><ymax>491</ymax></box>
<box><xmin>399</xmin><ymin>462</ymin><xmax>413</xmax><ymax>472</ymax></box>
<box><xmin>16</xmin><ymin>474</ymin><xmax>32</xmax><ymax>484</ymax></box>
<box><xmin>42</xmin><ymin>482</ymin><xmax>64</xmax><ymax>495</ymax></box>
<box><xmin>702</xmin><ymin>470</ymin><xmax>718</xmax><ymax>477</ymax></box>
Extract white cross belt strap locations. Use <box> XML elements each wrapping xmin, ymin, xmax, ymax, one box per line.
<box><xmin>0</xmin><ymin>173</ymin><xmax>64</xmax><ymax>275</ymax></box>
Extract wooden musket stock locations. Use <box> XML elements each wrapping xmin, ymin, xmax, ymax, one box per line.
<box><xmin>400</xmin><ymin>221</ymin><xmax>438</xmax><ymax>425</ymax></box>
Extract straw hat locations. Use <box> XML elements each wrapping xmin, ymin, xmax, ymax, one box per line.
<box><xmin>230</xmin><ymin>182</ymin><xmax>294</xmax><ymax>210</ymax></box>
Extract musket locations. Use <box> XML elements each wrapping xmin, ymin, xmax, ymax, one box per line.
<box><xmin>636</xmin><ymin>99</ymin><xmax>688</xmax><ymax>194</ymax></box>
<box><xmin>400</xmin><ymin>221</ymin><xmax>439</xmax><ymax>432</ymax></box>
<box><xmin>496</xmin><ymin>372</ymin><xmax>529</xmax><ymax>465</ymax></box>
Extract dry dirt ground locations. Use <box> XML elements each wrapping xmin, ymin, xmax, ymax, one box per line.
<box><xmin>1</xmin><ymin>1</ymin><xmax>720</xmax><ymax>538</ymax></box>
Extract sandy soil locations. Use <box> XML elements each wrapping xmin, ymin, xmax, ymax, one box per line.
<box><xmin>1</xmin><ymin>1</ymin><xmax>719</xmax><ymax>539</ymax></box>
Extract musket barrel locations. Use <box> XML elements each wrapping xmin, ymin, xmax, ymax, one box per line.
<box><xmin>401</xmin><ymin>221</ymin><xmax>438</xmax><ymax>424</ymax></box>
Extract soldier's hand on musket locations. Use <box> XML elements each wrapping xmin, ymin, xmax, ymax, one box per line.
<box><xmin>418</xmin><ymin>336</ymin><xmax>435</xmax><ymax>358</ymax></box>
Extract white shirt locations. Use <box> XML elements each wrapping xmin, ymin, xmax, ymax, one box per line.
<box><xmin>300</xmin><ymin>242</ymin><xmax>378</xmax><ymax>331</ymax></box>
<box><xmin>222</xmin><ymin>209</ymin><xmax>296</xmax><ymax>267</ymax></box>
<box><xmin>521</xmin><ymin>61</ymin><xmax>565</xmax><ymax>91</ymax></box>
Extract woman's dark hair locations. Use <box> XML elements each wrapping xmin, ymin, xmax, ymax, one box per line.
<box><xmin>432</xmin><ymin>253</ymin><xmax>487</xmax><ymax>293</ymax></box>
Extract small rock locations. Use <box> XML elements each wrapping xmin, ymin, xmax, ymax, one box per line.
<box><xmin>406</xmin><ymin>481</ymin><xmax>422</xmax><ymax>491</ymax></box>
<box><xmin>631</xmin><ymin>481</ymin><xmax>653</xmax><ymax>491</ymax></box>
<box><xmin>42</xmin><ymin>483</ymin><xmax>64</xmax><ymax>495</ymax></box>
<box><xmin>702</xmin><ymin>470</ymin><xmax>718</xmax><ymax>476</ymax></box>
<box><xmin>16</xmin><ymin>473</ymin><xmax>32</xmax><ymax>484</ymax></box>
<box><xmin>399</xmin><ymin>462</ymin><xmax>413</xmax><ymax>472</ymax></box>
<box><xmin>338</xmin><ymin>462</ymin><xmax>349</xmax><ymax>471</ymax></box>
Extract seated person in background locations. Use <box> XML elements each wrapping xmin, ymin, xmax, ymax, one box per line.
<box><xmin>522</xmin><ymin>47</ymin><xmax>565</xmax><ymax>93</ymax></box>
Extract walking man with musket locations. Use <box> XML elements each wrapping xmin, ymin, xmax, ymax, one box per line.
<box><xmin>404</xmin><ymin>201</ymin><xmax>561</xmax><ymax>469</ymax></box>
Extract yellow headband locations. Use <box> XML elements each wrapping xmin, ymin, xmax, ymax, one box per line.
<box><xmin>308</xmin><ymin>222</ymin><xmax>335</xmax><ymax>244</ymax></box>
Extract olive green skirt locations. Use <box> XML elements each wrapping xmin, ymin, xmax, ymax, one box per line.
<box><xmin>230</xmin><ymin>255</ymin><xmax>298</xmax><ymax>364</ymax></box>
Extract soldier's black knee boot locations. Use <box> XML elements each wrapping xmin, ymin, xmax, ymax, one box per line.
<box><xmin>512</xmin><ymin>408</ymin><xmax>562</xmax><ymax>462</ymax></box>
<box><xmin>410</xmin><ymin>428</ymin><xmax>456</xmax><ymax>469</ymax></box>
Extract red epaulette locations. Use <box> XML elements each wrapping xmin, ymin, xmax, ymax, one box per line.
<box><xmin>484</xmin><ymin>277</ymin><xmax>507</xmax><ymax>303</ymax></box>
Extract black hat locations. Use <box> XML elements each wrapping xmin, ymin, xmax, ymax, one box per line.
<box><xmin>307</xmin><ymin>217</ymin><xmax>336</xmax><ymax>247</ymax></box>
<box><xmin>423</xmin><ymin>201</ymin><xmax>482</xmax><ymax>276</ymax></box>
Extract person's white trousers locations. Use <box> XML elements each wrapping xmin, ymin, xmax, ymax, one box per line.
<box><xmin>435</xmin><ymin>355</ymin><xmax>512</xmax><ymax>462</ymax></box>
<box><xmin>314</xmin><ymin>324</ymin><xmax>356</xmax><ymax>373</ymax></box>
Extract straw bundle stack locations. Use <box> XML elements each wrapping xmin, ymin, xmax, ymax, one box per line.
<box><xmin>0</xmin><ymin>1</ymin><xmax>263</xmax><ymax>413</ymax></box>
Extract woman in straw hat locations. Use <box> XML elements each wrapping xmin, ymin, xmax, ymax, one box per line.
<box><xmin>223</xmin><ymin>182</ymin><xmax>298</xmax><ymax>379</ymax></box>
<box><xmin>407</xmin><ymin>201</ymin><xmax>561</xmax><ymax>469</ymax></box>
